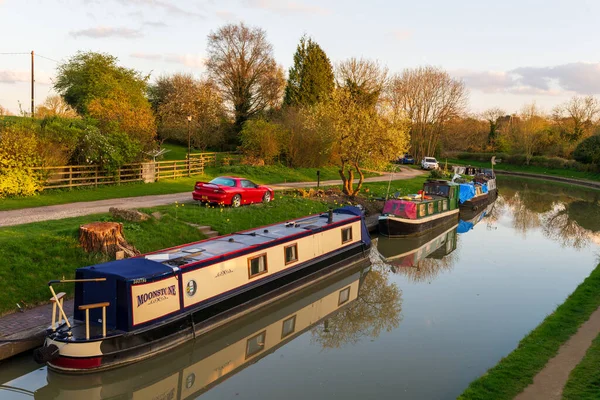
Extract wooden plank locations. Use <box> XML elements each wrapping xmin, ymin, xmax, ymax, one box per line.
<box><xmin>78</xmin><ymin>302</ymin><xmax>110</xmax><ymax>310</ymax></box>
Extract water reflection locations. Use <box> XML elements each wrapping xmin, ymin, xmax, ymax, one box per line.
<box><xmin>498</xmin><ymin>177</ymin><xmax>600</xmax><ymax>249</ymax></box>
<box><xmin>21</xmin><ymin>260</ymin><xmax>400</xmax><ymax>400</ymax></box>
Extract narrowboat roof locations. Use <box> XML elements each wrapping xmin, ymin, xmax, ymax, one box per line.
<box><xmin>76</xmin><ymin>208</ymin><xmax>362</xmax><ymax>281</ymax></box>
<box><xmin>425</xmin><ymin>180</ymin><xmax>460</xmax><ymax>186</ymax></box>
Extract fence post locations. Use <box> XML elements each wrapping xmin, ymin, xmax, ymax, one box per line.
<box><xmin>117</xmin><ymin>168</ymin><xmax>121</xmax><ymax>185</ymax></box>
<box><xmin>69</xmin><ymin>167</ymin><xmax>73</xmax><ymax>190</ymax></box>
<box><xmin>173</xmin><ymin>162</ymin><xmax>176</xmax><ymax>179</ymax></box>
<box><xmin>95</xmin><ymin>166</ymin><xmax>98</xmax><ymax>187</ymax></box>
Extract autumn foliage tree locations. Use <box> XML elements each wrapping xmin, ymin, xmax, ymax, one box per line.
<box><xmin>206</xmin><ymin>23</ymin><xmax>285</xmax><ymax>133</ymax></box>
<box><xmin>552</xmin><ymin>95</ymin><xmax>600</xmax><ymax>142</ymax></box>
<box><xmin>35</xmin><ymin>95</ymin><xmax>79</xmax><ymax>119</ymax></box>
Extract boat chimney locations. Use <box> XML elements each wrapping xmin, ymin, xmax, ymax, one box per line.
<box><xmin>327</xmin><ymin>208</ymin><xmax>333</xmax><ymax>224</ymax></box>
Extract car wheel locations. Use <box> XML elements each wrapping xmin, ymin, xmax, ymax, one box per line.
<box><xmin>231</xmin><ymin>194</ymin><xmax>241</xmax><ymax>208</ymax></box>
<box><xmin>262</xmin><ymin>191</ymin><xmax>271</xmax><ymax>203</ymax></box>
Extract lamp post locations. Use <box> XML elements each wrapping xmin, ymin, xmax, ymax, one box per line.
<box><xmin>187</xmin><ymin>115</ymin><xmax>192</xmax><ymax>176</ymax></box>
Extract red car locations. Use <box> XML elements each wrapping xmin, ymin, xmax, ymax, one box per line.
<box><xmin>192</xmin><ymin>176</ymin><xmax>275</xmax><ymax>207</ymax></box>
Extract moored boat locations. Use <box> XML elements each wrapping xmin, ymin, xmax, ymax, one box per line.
<box><xmin>34</xmin><ymin>206</ymin><xmax>371</xmax><ymax>373</ymax></box>
<box><xmin>378</xmin><ymin>180</ymin><xmax>460</xmax><ymax>237</ymax></box>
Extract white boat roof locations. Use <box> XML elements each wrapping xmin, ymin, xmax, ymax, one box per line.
<box><xmin>143</xmin><ymin>211</ymin><xmax>360</xmax><ymax>269</ymax></box>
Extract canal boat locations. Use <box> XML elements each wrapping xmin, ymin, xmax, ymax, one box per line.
<box><xmin>378</xmin><ymin>180</ymin><xmax>460</xmax><ymax>237</ymax></box>
<box><xmin>458</xmin><ymin>171</ymin><xmax>497</xmax><ymax>212</ymax></box>
<box><xmin>458</xmin><ymin>198</ymin><xmax>496</xmax><ymax>234</ymax></box>
<box><xmin>32</xmin><ymin>261</ymin><xmax>370</xmax><ymax>399</ymax></box>
<box><xmin>377</xmin><ymin>223</ymin><xmax>458</xmax><ymax>271</ymax></box>
<box><xmin>34</xmin><ymin>206</ymin><xmax>372</xmax><ymax>373</ymax></box>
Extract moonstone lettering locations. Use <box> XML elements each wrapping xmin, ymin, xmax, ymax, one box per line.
<box><xmin>215</xmin><ymin>269</ymin><xmax>234</xmax><ymax>278</ymax></box>
<box><xmin>137</xmin><ymin>285</ymin><xmax>177</xmax><ymax>307</ymax></box>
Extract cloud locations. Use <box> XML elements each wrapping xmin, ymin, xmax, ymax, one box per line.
<box><xmin>116</xmin><ymin>0</ymin><xmax>203</xmax><ymax>18</ymax></box>
<box><xmin>70</xmin><ymin>26</ymin><xmax>143</xmax><ymax>38</ymax></box>
<box><xmin>130</xmin><ymin>53</ymin><xmax>205</xmax><ymax>68</ymax></box>
<box><xmin>455</xmin><ymin>62</ymin><xmax>600</xmax><ymax>96</ymax></box>
<box><xmin>0</xmin><ymin>70</ymin><xmax>52</xmax><ymax>85</ymax></box>
<box><xmin>245</xmin><ymin>0</ymin><xmax>331</xmax><ymax>15</ymax></box>
<box><xmin>143</xmin><ymin>21</ymin><xmax>168</xmax><ymax>28</ymax></box>
<box><xmin>216</xmin><ymin>10</ymin><xmax>237</xmax><ymax>20</ymax></box>
<box><xmin>390</xmin><ymin>29</ymin><xmax>412</xmax><ymax>41</ymax></box>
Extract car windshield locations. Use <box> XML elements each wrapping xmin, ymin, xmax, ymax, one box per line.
<box><xmin>209</xmin><ymin>177</ymin><xmax>236</xmax><ymax>187</ymax></box>
<box><xmin>425</xmin><ymin>158</ymin><xmax>437</xmax><ymax>162</ymax></box>
<box><xmin>405</xmin><ymin>155</ymin><xmax>413</xmax><ymax>158</ymax></box>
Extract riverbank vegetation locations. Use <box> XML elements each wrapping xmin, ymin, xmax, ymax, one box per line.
<box><xmin>0</xmin><ymin>178</ymin><xmax>423</xmax><ymax>315</ymax></box>
<box><xmin>459</xmin><ymin>263</ymin><xmax>600</xmax><ymax>400</ymax></box>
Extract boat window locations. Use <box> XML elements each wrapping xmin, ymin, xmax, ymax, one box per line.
<box><xmin>419</xmin><ymin>204</ymin><xmax>426</xmax><ymax>217</ymax></box>
<box><xmin>341</xmin><ymin>227</ymin><xmax>353</xmax><ymax>244</ymax></box>
<box><xmin>209</xmin><ymin>177</ymin><xmax>236</xmax><ymax>187</ymax></box>
<box><xmin>438</xmin><ymin>201</ymin><xmax>442</xmax><ymax>211</ymax></box>
<box><xmin>425</xmin><ymin>185</ymin><xmax>450</xmax><ymax>197</ymax></box>
<box><xmin>428</xmin><ymin>203</ymin><xmax>434</xmax><ymax>214</ymax></box>
<box><xmin>284</xmin><ymin>244</ymin><xmax>298</xmax><ymax>265</ymax></box>
<box><xmin>338</xmin><ymin>287</ymin><xmax>351</xmax><ymax>306</ymax></box>
<box><xmin>248</xmin><ymin>254</ymin><xmax>268</xmax><ymax>278</ymax></box>
<box><xmin>246</xmin><ymin>331</ymin><xmax>266</xmax><ymax>359</ymax></box>
<box><xmin>443</xmin><ymin>199</ymin><xmax>448</xmax><ymax>211</ymax></box>
<box><xmin>281</xmin><ymin>315</ymin><xmax>297</xmax><ymax>339</ymax></box>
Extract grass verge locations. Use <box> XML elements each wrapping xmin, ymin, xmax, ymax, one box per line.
<box><xmin>0</xmin><ymin>165</ymin><xmax>379</xmax><ymax>212</ymax></box>
<box><xmin>562</xmin><ymin>332</ymin><xmax>600</xmax><ymax>400</ymax></box>
<box><xmin>446</xmin><ymin>158</ymin><xmax>600</xmax><ymax>182</ymax></box>
<box><xmin>0</xmin><ymin>177</ymin><xmax>424</xmax><ymax>316</ymax></box>
<box><xmin>458</xmin><ymin>263</ymin><xmax>600</xmax><ymax>400</ymax></box>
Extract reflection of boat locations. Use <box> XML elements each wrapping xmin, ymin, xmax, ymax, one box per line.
<box><xmin>458</xmin><ymin>199</ymin><xmax>496</xmax><ymax>234</ymax></box>
<box><xmin>377</xmin><ymin>223</ymin><xmax>458</xmax><ymax>270</ymax></box>
<box><xmin>378</xmin><ymin>180</ymin><xmax>460</xmax><ymax>237</ymax></box>
<box><xmin>33</xmin><ymin>261</ymin><xmax>371</xmax><ymax>400</ymax></box>
<box><xmin>37</xmin><ymin>206</ymin><xmax>372</xmax><ymax>373</ymax></box>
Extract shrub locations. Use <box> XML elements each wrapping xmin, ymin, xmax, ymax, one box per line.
<box><xmin>240</xmin><ymin>119</ymin><xmax>286</xmax><ymax>165</ymax></box>
<box><xmin>0</xmin><ymin>125</ymin><xmax>42</xmax><ymax>197</ymax></box>
<box><xmin>573</xmin><ymin>135</ymin><xmax>600</xmax><ymax>164</ymax></box>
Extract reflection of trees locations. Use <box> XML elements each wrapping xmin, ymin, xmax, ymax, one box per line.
<box><xmin>505</xmin><ymin>192</ymin><xmax>542</xmax><ymax>236</ymax></box>
<box><xmin>567</xmin><ymin>201</ymin><xmax>600</xmax><ymax>233</ymax></box>
<box><xmin>311</xmin><ymin>263</ymin><xmax>402</xmax><ymax>349</ymax></box>
<box><xmin>394</xmin><ymin>237</ymin><xmax>458</xmax><ymax>283</ymax></box>
<box><xmin>543</xmin><ymin>204</ymin><xmax>590</xmax><ymax>249</ymax></box>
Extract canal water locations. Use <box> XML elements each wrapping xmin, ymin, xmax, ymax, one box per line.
<box><xmin>3</xmin><ymin>177</ymin><xmax>600</xmax><ymax>400</ymax></box>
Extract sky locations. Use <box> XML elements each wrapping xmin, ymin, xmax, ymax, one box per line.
<box><xmin>1</xmin><ymin>0</ymin><xmax>600</xmax><ymax>115</ymax></box>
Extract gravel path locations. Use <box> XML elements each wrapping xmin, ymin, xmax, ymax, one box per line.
<box><xmin>0</xmin><ymin>169</ymin><xmax>424</xmax><ymax>227</ymax></box>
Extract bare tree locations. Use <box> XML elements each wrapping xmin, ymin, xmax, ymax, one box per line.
<box><xmin>388</xmin><ymin>66</ymin><xmax>468</xmax><ymax>161</ymax></box>
<box><xmin>336</xmin><ymin>58</ymin><xmax>388</xmax><ymax>107</ymax></box>
<box><xmin>552</xmin><ymin>95</ymin><xmax>600</xmax><ymax>142</ymax></box>
<box><xmin>206</xmin><ymin>23</ymin><xmax>285</xmax><ymax>131</ymax></box>
<box><xmin>516</xmin><ymin>102</ymin><xmax>548</xmax><ymax>165</ymax></box>
<box><xmin>0</xmin><ymin>104</ymin><xmax>7</xmax><ymax>116</ymax></box>
<box><xmin>153</xmin><ymin>73</ymin><xmax>226</xmax><ymax>150</ymax></box>
<box><xmin>481</xmin><ymin>107</ymin><xmax>506</xmax><ymax>147</ymax></box>
<box><xmin>35</xmin><ymin>95</ymin><xmax>79</xmax><ymax>118</ymax></box>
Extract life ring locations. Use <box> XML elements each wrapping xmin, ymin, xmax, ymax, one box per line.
<box><xmin>472</xmin><ymin>205</ymin><xmax>479</xmax><ymax>211</ymax></box>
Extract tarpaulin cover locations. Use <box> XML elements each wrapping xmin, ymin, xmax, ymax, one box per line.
<box><xmin>481</xmin><ymin>184</ymin><xmax>488</xmax><ymax>193</ymax></box>
<box><xmin>383</xmin><ymin>200</ymin><xmax>418</xmax><ymax>219</ymax></box>
<box><xmin>459</xmin><ymin>184</ymin><xmax>476</xmax><ymax>203</ymax></box>
<box><xmin>457</xmin><ymin>220</ymin><xmax>474</xmax><ymax>233</ymax></box>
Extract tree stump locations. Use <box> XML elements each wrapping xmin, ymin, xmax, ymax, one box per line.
<box><xmin>79</xmin><ymin>222</ymin><xmax>140</xmax><ymax>258</ymax></box>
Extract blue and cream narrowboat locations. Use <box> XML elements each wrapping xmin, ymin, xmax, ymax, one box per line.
<box><xmin>378</xmin><ymin>180</ymin><xmax>460</xmax><ymax>237</ymax></box>
<box><xmin>34</xmin><ymin>206</ymin><xmax>371</xmax><ymax>373</ymax></box>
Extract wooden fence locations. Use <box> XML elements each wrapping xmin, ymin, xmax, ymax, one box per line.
<box><xmin>33</xmin><ymin>152</ymin><xmax>240</xmax><ymax>190</ymax></box>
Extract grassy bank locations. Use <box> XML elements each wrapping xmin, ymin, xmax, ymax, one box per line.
<box><xmin>563</xmin><ymin>332</ymin><xmax>600</xmax><ymax>399</ymax></box>
<box><xmin>0</xmin><ymin>177</ymin><xmax>423</xmax><ymax>315</ymax></box>
<box><xmin>459</xmin><ymin>263</ymin><xmax>600</xmax><ymax>400</ymax></box>
<box><xmin>446</xmin><ymin>158</ymin><xmax>600</xmax><ymax>182</ymax></box>
<box><xmin>0</xmin><ymin>165</ymin><xmax>379</xmax><ymax>212</ymax></box>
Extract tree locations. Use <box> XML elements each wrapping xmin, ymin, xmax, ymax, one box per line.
<box><xmin>315</xmin><ymin>88</ymin><xmax>410</xmax><ymax>196</ymax></box>
<box><xmin>152</xmin><ymin>73</ymin><xmax>226</xmax><ymax>150</ymax></box>
<box><xmin>284</xmin><ymin>35</ymin><xmax>334</xmax><ymax>107</ymax></box>
<box><xmin>239</xmin><ymin>118</ymin><xmax>286</xmax><ymax>164</ymax></box>
<box><xmin>54</xmin><ymin>51</ymin><xmax>156</xmax><ymax>149</ymax></box>
<box><xmin>336</xmin><ymin>57</ymin><xmax>387</xmax><ymax>108</ymax></box>
<box><xmin>35</xmin><ymin>95</ymin><xmax>78</xmax><ymax>119</ymax></box>
<box><xmin>0</xmin><ymin>105</ymin><xmax>8</xmax><ymax>116</ymax></box>
<box><xmin>515</xmin><ymin>102</ymin><xmax>548</xmax><ymax>165</ymax></box>
<box><xmin>206</xmin><ymin>23</ymin><xmax>285</xmax><ymax>131</ymax></box>
<box><xmin>573</xmin><ymin>135</ymin><xmax>600</xmax><ymax>164</ymax></box>
<box><xmin>388</xmin><ymin>66</ymin><xmax>468</xmax><ymax>161</ymax></box>
<box><xmin>481</xmin><ymin>107</ymin><xmax>505</xmax><ymax>147</ymax></box>
<box><xmin>553</xmin><ymin>95</ymin><xmax>600</xmax><ymax>142</ymax></box>
<box><xmin>441</xmin><ymin>114</ymin><xmax>488</xmax><ymax>152</ymax></box>
<box><xmin>310</xmin><ymin>264</ymin><xmax>402</xmax><ymax>349</ymax></box>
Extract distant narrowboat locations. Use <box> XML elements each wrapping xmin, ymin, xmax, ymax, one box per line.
<box><xmin>378</xmin><ymin>180</ymin><xmax>460</xmax><ymax>237</ymax></box>
<box><xmin>34</xmin><ymin>206</ymin><xmax>371</xmax><ymax>373</ymax></box>
<box><xmin>458</xmin><ymin>171</ymin><xmax>498</xmax><ymax>212</ymax></box>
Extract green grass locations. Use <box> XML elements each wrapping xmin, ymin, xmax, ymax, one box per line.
<box><xmin>160</xmin><ymin>142</ymin><xmax>194</xmax><ymax>160</ymax></box>
<box><xmin>0</xmin><ymin>165</ymin><xmax>380</xmax><ymax>212</ymax></box>
<box><xmin>446</xmin><ymin>158</ymin><xmax>600</xmax><ymax>182</ymax></box>
<box><xmin>459</xmin><ymin>263</ymin><xmax>600</xmax><ymax>400</ymax></box>
<box><xmin>563</xmin><ymin>332</ymin><xmax>600</xmax><ymax>400</ymax></box>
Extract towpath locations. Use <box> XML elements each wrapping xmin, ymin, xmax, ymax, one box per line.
<box><xmin>0</xmin><ymin>169</ymin><xmax>423</xmax><ymax>228</ymax></box>
<box><xmin>514</xmin><ymin>305</ymin><xmax>600</xmax><ymax>400</ymax></box>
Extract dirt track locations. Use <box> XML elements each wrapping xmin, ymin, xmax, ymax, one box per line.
<box><xmin>0</xmin><ymin>169</ymin><xmax>424</xmax><ymax>227</ymax></box>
